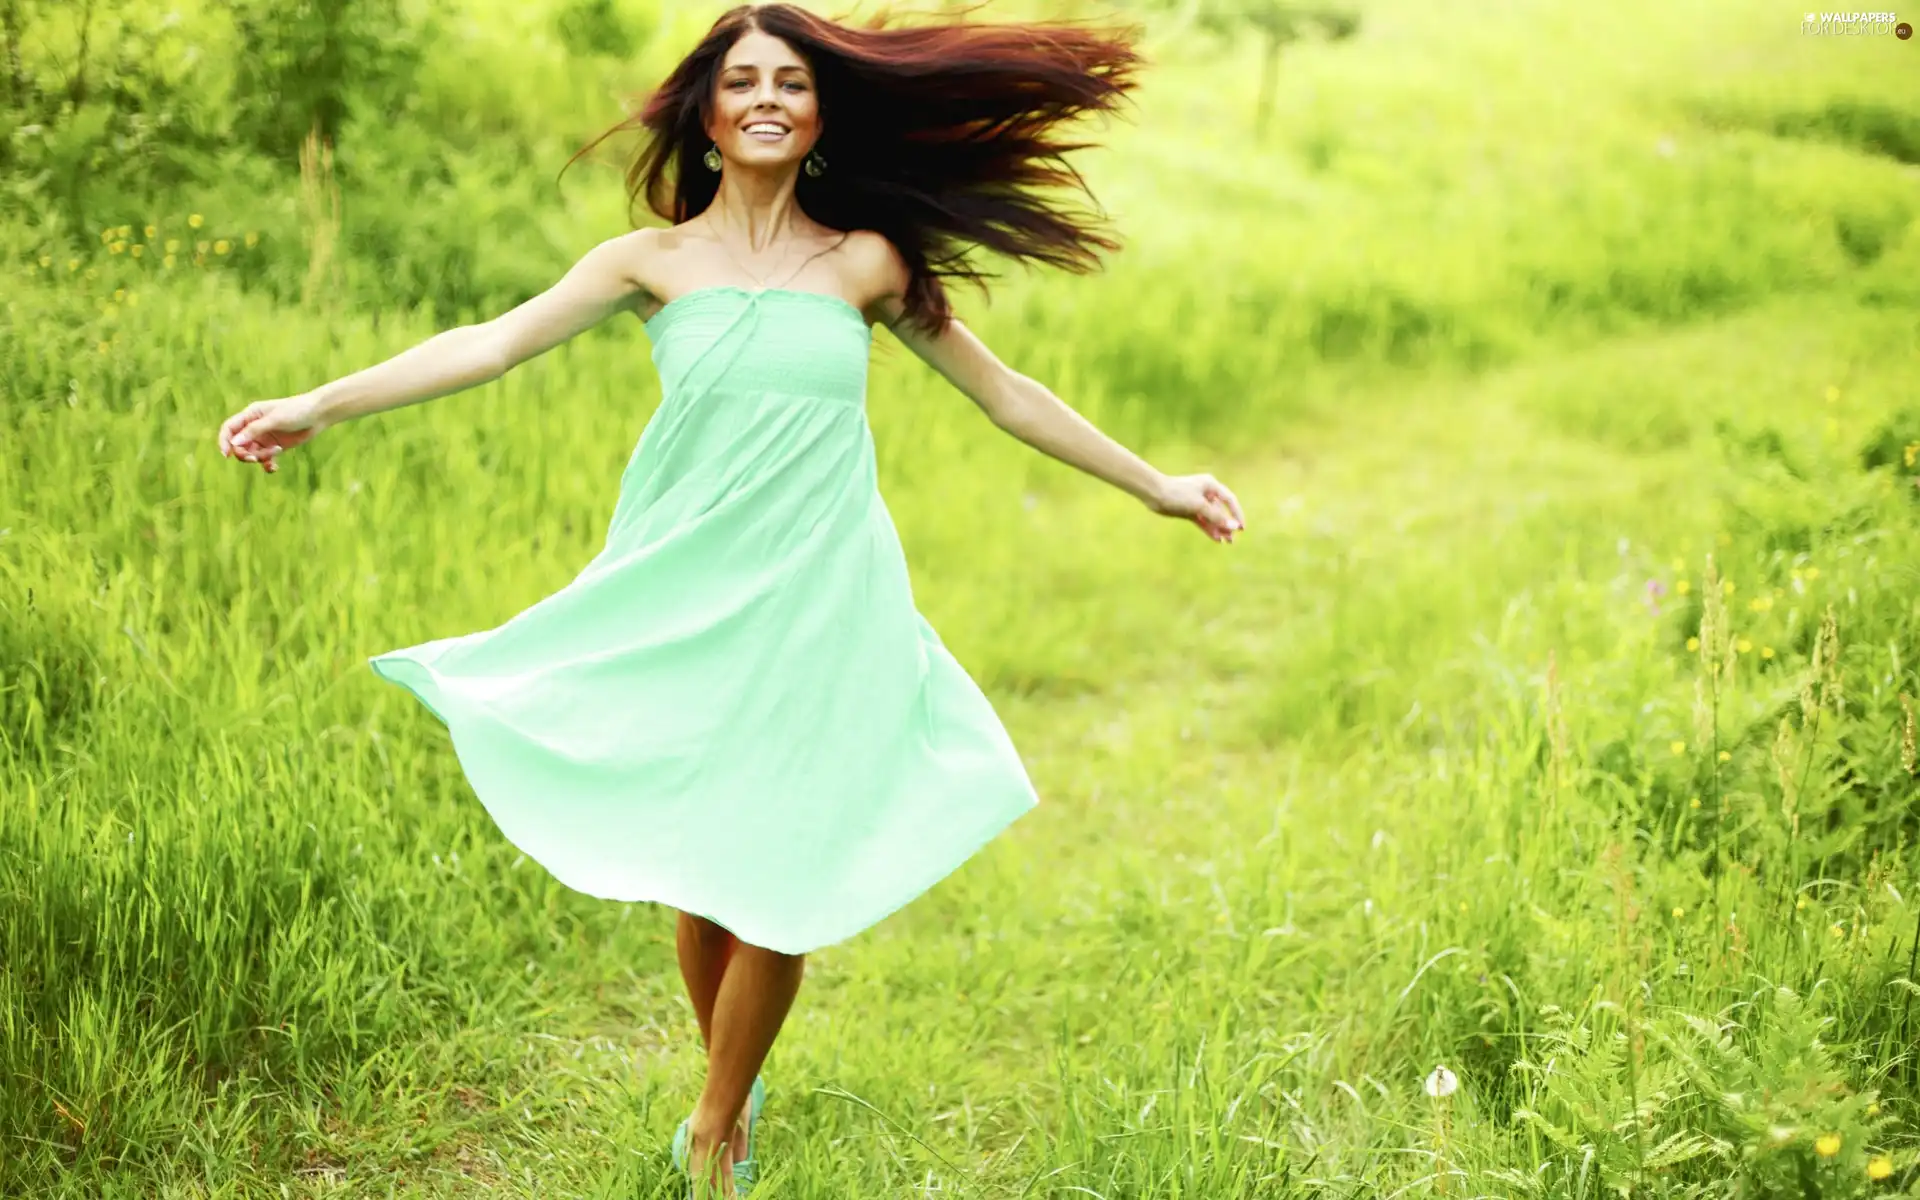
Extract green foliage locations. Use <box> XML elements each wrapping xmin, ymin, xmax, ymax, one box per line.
<box><xmin>553</xmin><ymin>0</ymin><xmax>642</xmax><ymax>59</ymax></box>
<box><xmin>6</xmin><ymin>0</ymin><xmax>1920</xmax><ymax>1194</ymax></box>
<box><xmin>219</xmin><ymin>0</ymin><xmax>442</xmax><ymax>167</ymax></box>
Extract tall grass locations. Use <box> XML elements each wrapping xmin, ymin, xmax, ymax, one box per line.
<box><xmin>4</xmin><ymin>0</ymin><xmax>1920</xmax><ymax>1194</ymax></box>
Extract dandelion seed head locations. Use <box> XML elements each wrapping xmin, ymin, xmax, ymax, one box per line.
<box><xmin>1424</xmin><ymin>1065</ymin><xmax>1458</xmax><ymax>1098</ymax></box>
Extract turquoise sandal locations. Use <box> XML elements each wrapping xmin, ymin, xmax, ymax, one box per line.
<box><xmin>672</xmin><ymin>1076</ymin><xmax>767</xmax><ymax>1197</ymax></box>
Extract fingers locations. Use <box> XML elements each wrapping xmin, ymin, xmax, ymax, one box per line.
<box><xmin>1204</xmin><ymin>499</ymin><xmax>1236</xmax><ymax>538</ymax></box>
<box><xmin>1205</xmin><ymin>478</ymin><xmax>1245</xmax><ymax>528</ymax></box>
<box><xmin>1191</xmin><ymin>503</ymin><xmax>1234</xmax><ymax>542</ymax></box>
<box><xmin>218</xmin><ymin>409</ymin><xmax>250</xmax><ymax>456</ymax></box>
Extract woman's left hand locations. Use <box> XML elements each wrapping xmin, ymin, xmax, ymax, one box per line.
<box><xmin>1147</xmin><ymin>473</ymin><xmax>1244</xmax><ymax>543</ymax></box>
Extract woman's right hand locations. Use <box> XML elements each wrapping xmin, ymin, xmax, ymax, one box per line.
<box><xmin>1148</xmin><ymin>472</ymin><xmax>1245</xmax><ymax>544</ymax></box>
<box><xmin>218</xmin><ymin>394</ymin><xmax>325</xmax><ymax>474</ymax></box>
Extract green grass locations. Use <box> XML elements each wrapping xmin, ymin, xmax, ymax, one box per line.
<box><xmin>5</xmin><ymin>0</ymin><xmax>1920</xmax><ymax>1195</ymax></box>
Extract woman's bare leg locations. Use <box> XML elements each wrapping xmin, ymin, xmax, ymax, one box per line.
<box><xmin>676</xmin><ymin>912</ymin><xmax>755</xmax><ymax>1168</ymax></box>
<box><xmin>684</xmin><ymin>941</ymin><xmax>807</xmax><ymax>1196</ymax></box>
<box><xmin>676</xmin><ymin>911</ymin><xmax>736</xmax><ymax>1049</ymax></box>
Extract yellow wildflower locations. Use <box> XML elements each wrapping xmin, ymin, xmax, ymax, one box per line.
<box><xmin>1817</xmin><ymin>1133</ymin><xmax>1842</xmax><ymax>1157</ymax></box>
<box><xmin>144</xmin><ymin>224</ymin><xmax>157</xmax><ymax>238</ymax></box>
<box><xmin>1806</xmin><ymin>567</ymin><xmax>1821</xmax><ymax>581</ymax></box>
<box><xmin>214</xmin><ymin>239</ymin><xmax>230</xmax><ymax>255</ymax></box>
<box><xmin>1719</xmin><ymin>750</ymin><xmax>1731</xmax><ymax>762</ymax></box>
<box><xmin>1690</xmin><ymin>796</ymin><xmax>1702</xmax><ymax>809</ymax></box>
<box><xmin>1677</xmin><ymin>580</ymin><xmax>1692</xmax><ymax>595</ymax></box>
<box><xmin>245</xmin><ymin>231</ymin><xmax>260</xmax><ymax>247</ymax></box>
<box><xmin>1796</xmin><ymin>894</ymin><xmax>1808</xmax><ymax>910</ymax></box>
<box><xmin>37</xmin><ymin>255</ymin><xmax>50</xmax><ymax>268</ymax></box>
<box><xmin>1671</xmin><ymin>740</ymin><xmax>1687</xmax><ymax>755</ymax></box>
<box><xmin>96</xmin><ymin>340</ymin><xmax>110</xmax><ymax>354</ymax></box>
<box><xmin>1762</xmin><ymin>647</ymin><xmax>1775</xmax><ymax>659</ymax></box>
<box><xmin>1672</xmin><ymin>906</ymin><xmax>1685</xmax><ymax>918</ymax></box>
<box><xmin>1867</xmin><ymin>1156</ymin><xmax>1892</xmax><ymax>1181</ymax></box>
<box><xmin>188</xmin><ymin>213</ymin><xmax>204</xmax><ymax>228</ymax></box>
<box><xmin>1737</xmin><ymin>638</ymin><xmax>1752</xmax><ymax>653</ymax></box>
<box><xmin>127</xmin><ymin>292</ymin><xmax>139</xmax><ymax>307</ymax></box>
<box><xmin>66</xmin><ymin>258</ymin><xmax>79</xmax><ymax>271</ymax></box>
<box><xmin>130</xmin><ymin>244</ymin><xmax>144</xmax><ymax>258</ymax></box>
<box><xmin>1723</xmin><ymin>579</ymin><xmax>1736</xmax><ymax>596</ymax></box>
<box><xmin>196</xmin><ymin>240</ymin><xmax>210</xmax><ymax>254</ymax></box>
<box><xmin>1906</xmin><ymin>443</ymin><xmax>1918</xmax><ymax>469</ymax></box>
<box><xmin>113</xmin><ymin>288</ymin><xmax>126</xmax><ymax>302</ymax></box>
<box><xmin>163</xmin><ymin>254</ymin><xmax>177</xmax><ymax>269</ymax></box>
<box><xmin>1867</xmin><ymin>1101</ymin><xmax>1880</xmax><ymax>1116</ymax></box>
<box><xmin>1687</xmin><ymin>637</ymin><xmax>1701</xmax><ymax>652</ymax></box>
<box><xmin>165</xmin><ymin>239</ymin><xmax>180</xmax><ymax>254</ymax></box>
<box><xmin>1831</xmin><ymin>924</ymin><xmax>1845</xmax><ymax>939</ymax></box>
<box><xmin>1671</xmin><ymin>557</ymin><xmax>1685</xmax><ymax>571</ymax></box>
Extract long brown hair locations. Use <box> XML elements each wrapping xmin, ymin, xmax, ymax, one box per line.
<box><xmin>561</xmin><ymin>2</ymin><xmax>1145</xmax><ymax>335</ymax></box>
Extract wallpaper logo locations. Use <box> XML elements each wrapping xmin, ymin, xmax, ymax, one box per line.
<box><xmin>1802</xmin><ymin>9</ymin><xmax>1908</xmax><ymax>34</ymax></box>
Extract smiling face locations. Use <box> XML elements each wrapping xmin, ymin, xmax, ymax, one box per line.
<box><xmin>706</xmin><ymin>28</ymin><xmax>822</xmax><ymax>174</ymax></box>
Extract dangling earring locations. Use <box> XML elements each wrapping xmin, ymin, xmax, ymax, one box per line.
<box><xmin>703</xmin><ymin>142</ymin><xmax>722</xmax><ymax>172</ymax></box>
<box><xmin>804</xmin><ymin>149</ymin><xmax>827</xmax><ymax>178</ymax></box>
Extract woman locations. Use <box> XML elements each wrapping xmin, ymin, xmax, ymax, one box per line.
<box><xmin>216</xmin><ymin>3</ymin><xmax>1244</xmax><ymax>1195</ymax></box>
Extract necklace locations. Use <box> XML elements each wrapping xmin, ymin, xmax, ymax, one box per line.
<box><xmin>713</xmin><ymin>225</ymin><xmax>801</xmax><ymax>290</ymax></box>
<box><xmin>710</xmin><ymin>220</ymin><xmax>839</xmax><ymax>292</ymax></box>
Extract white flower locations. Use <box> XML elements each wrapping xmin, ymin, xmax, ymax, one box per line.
<box><xmin>1425</xmin><ymin>1065</ymin><xmax>1458</xmax><ymax>1098</ymax></box>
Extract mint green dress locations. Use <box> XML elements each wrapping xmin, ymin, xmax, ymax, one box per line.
<box><xmin>368</xmin><ymin>286</ymin><xmax>1039</xmax><ymax>955</ymax></box>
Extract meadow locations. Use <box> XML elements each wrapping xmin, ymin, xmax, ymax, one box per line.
<box><xmin>4</xmin><ymin>0</ymin><xmax>1920</xmax><ymax>1194</ymax></box>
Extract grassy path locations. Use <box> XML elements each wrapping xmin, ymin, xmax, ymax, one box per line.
<box><xmin>226</xmin><ymin>289</ymin><xmax>1913</xmax><ymax>1198</ymax></box>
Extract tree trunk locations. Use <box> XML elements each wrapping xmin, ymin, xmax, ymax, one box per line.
<box><xmin>2</xmin><ymin>0</ymin><xmax>26</xmax><ymax>111</ymax></box>
<box><xmin>65</xmin><ymin>0</ymin><xmax>95</xmax><ymax>109</ymax></box>
<box><xmin>1255</xmin><ymin>30</ymin><xmax>1281</xmax><ymax>140</ymax></box>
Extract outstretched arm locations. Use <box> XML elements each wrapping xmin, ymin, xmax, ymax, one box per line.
<box><xmin>219</xmin><ymin>230</ymin><xmax>656</xmax><ymax>472</ymax></box>
<box><xmin>889</xmin><ymin>311</ymin><xmax>1243</xmax><ymax>542</ymax></box>
<box><xmin>850</xmin><ymin>232</ymin><xmax>1243</xmax><ymax>542</ymax></box>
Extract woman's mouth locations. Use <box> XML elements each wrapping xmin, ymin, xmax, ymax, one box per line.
<box><xmin>744</xmin><ymin>122</ymin><xmax>789</xmax><ymax>143</ymax></box>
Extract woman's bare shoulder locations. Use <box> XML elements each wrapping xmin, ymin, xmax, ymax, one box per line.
<box><xmin>619</xmin><ymin>225</ymin><xmax>699</xmax><ymax>321</ymax></box>
<box><xmin>837</xmin><ymin>229</ymin><xmax>911</xmax><ymax>317</ymax></box>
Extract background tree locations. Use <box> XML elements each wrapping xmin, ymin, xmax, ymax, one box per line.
<box><xmin>1142</xmin><ymin>0</ymin><xmax>1360</xmax><ymax>138</ymax></box>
